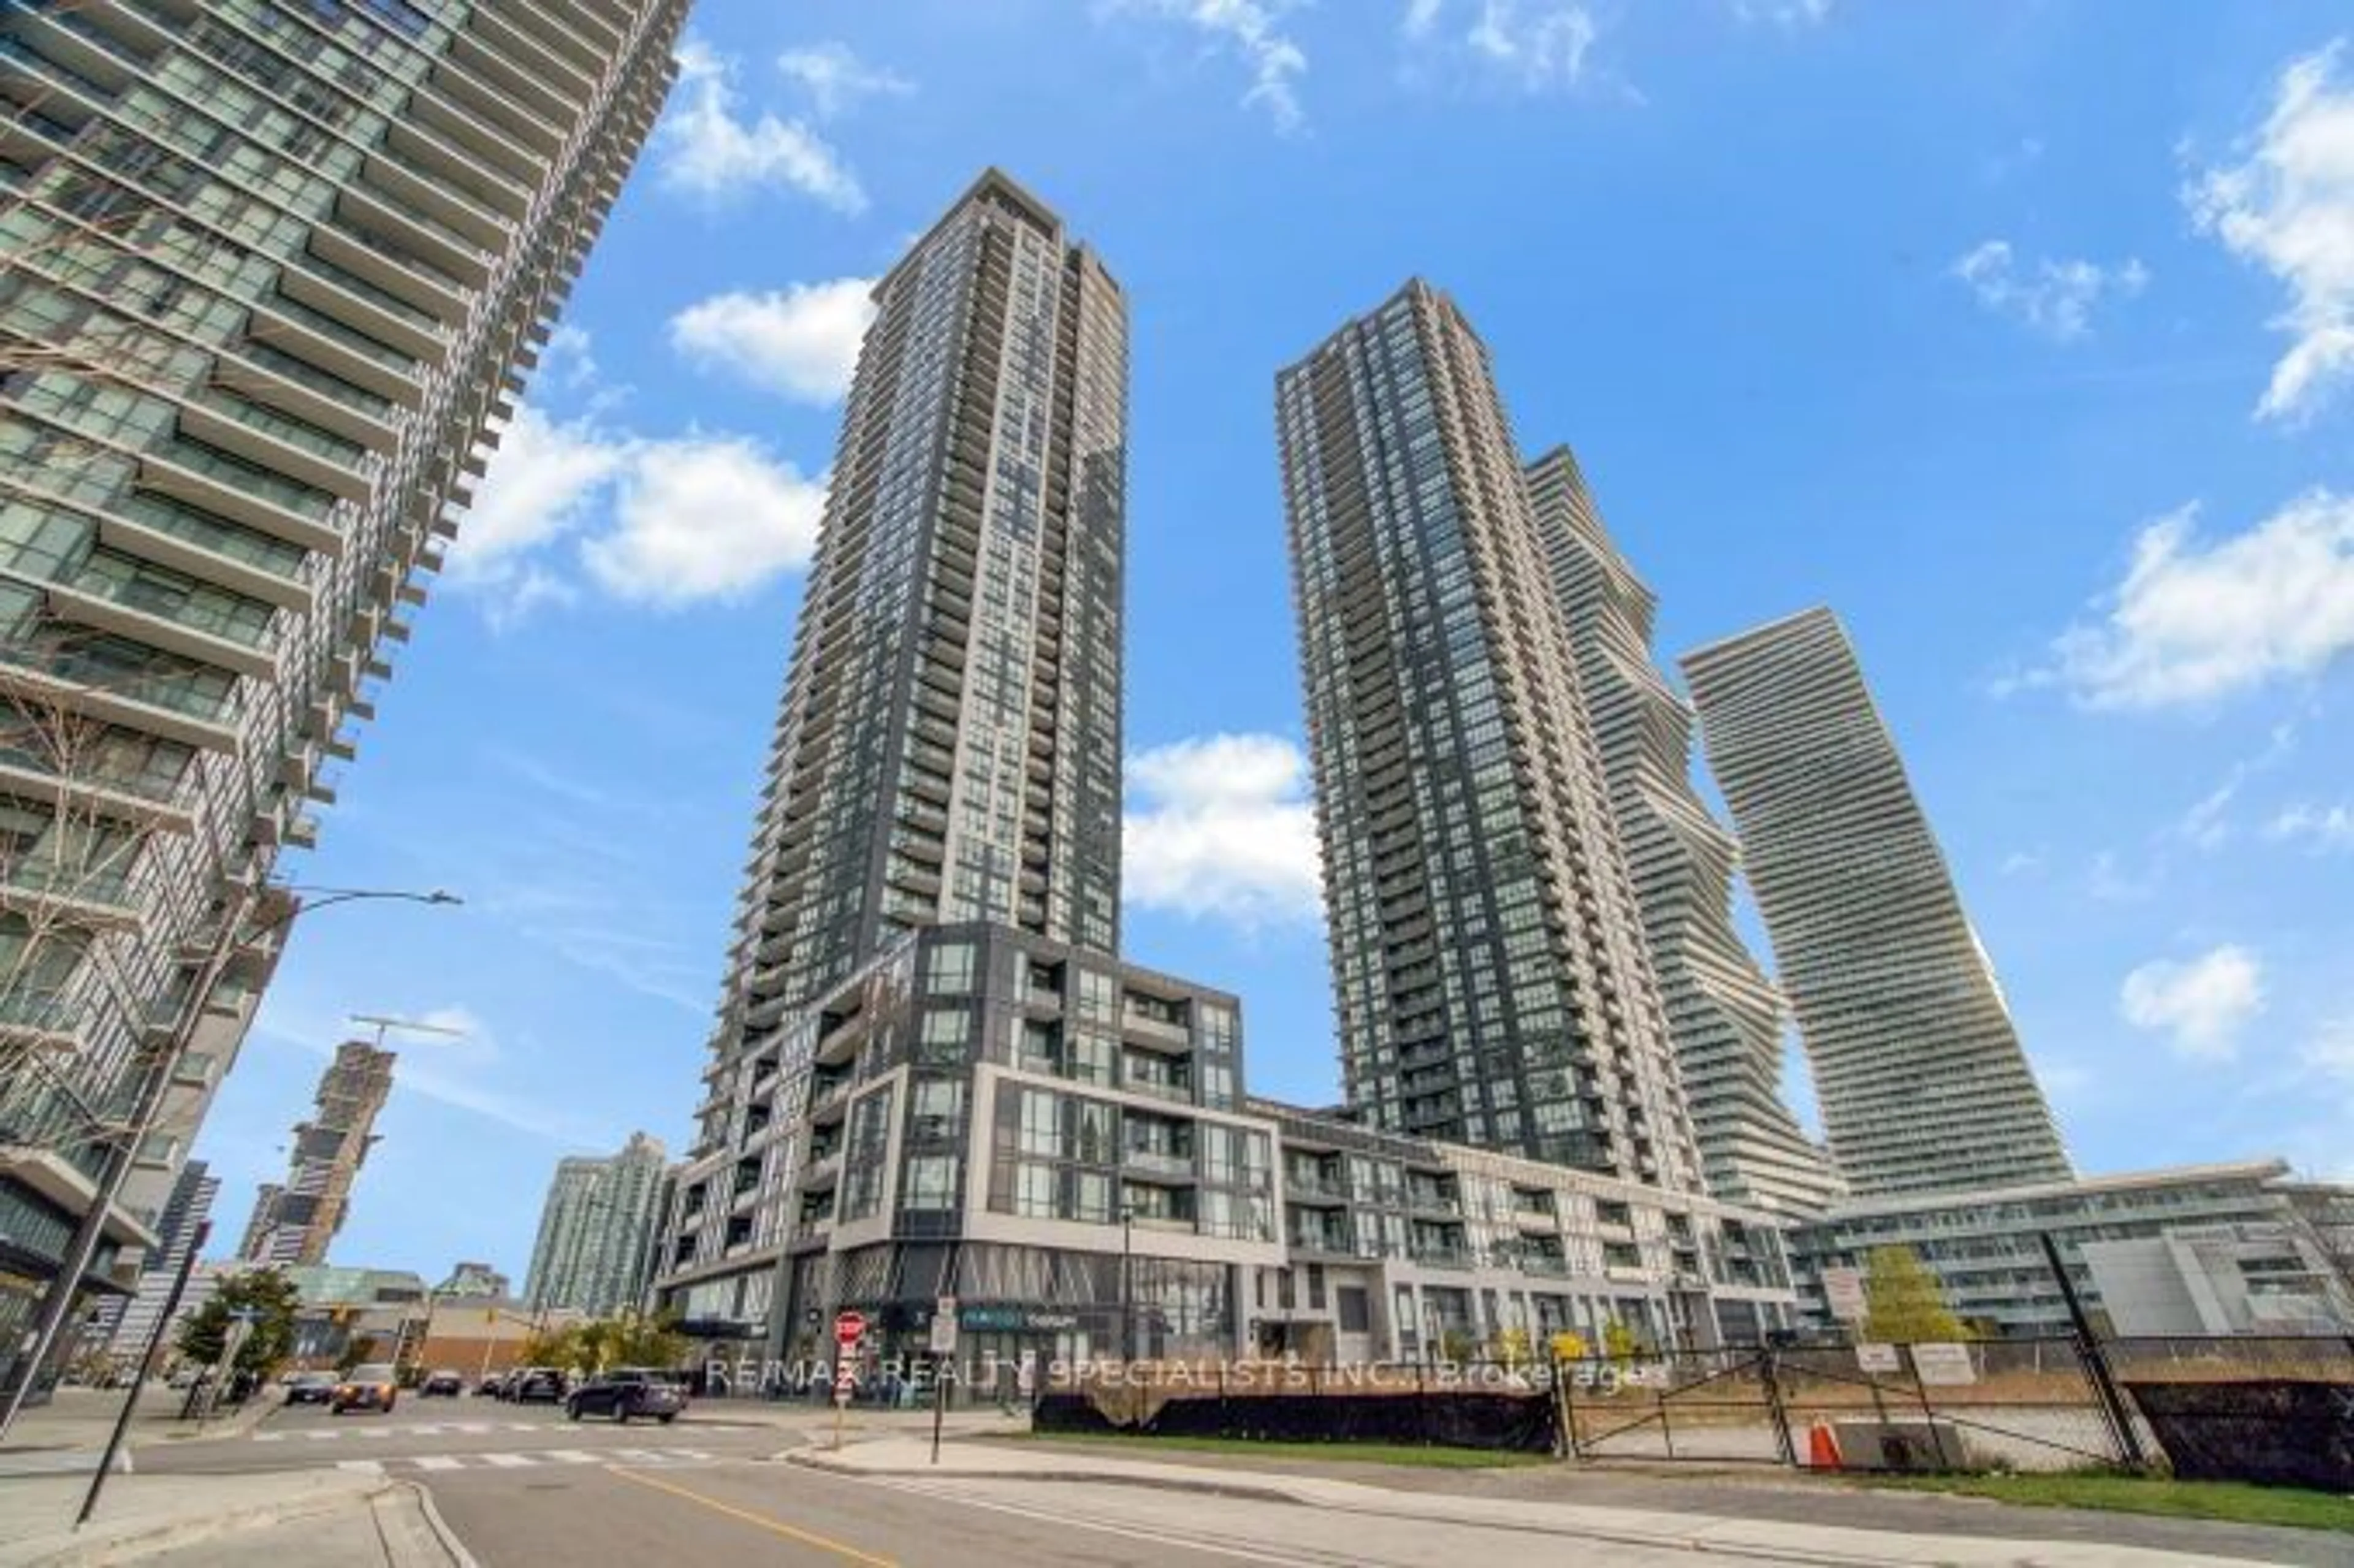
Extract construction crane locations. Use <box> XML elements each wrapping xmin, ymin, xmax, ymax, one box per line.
<box><xmin>348</xmin><ymin>1013</ymin><xmax>469</xmax><ymax>1049</ymax></box>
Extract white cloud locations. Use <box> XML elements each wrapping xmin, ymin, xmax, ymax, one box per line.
<box><xmin>1732</xmin><ymin>0</ymin><xmax>1831</xmax><ymax>23</ymax></box>
<box><xmin>543</xmin><ymin>324</ymin><xmax>598</xmax><ymax>390</ymax></box>
<box><xmin>2267</xmin><ymin>801</ymin><xmax>2354</xmax><ymax>851</ymax></box>
<box><xmin>449</xmin><ymin>405</ymin><xmax>628</xmax><ymax>590</ymax></box>
<box><xmin>2086</xmin><ymin>849</ymin><xmax>2158</xmax><ymax>903</ymax></box>
<box><xmin>2170</xmin><ymin>721</ymin><xmax>2297</xmax><ymax>850</ymax></box>
<box><xmin>1951</xmin><ymin>240</ymin><xmax>2150</xmax><ymax>341</ymax></box>
<box><xmin>1119</xmin><ymin>1</ymin><xmax>1309</xmax><ymax>132</ymax></box>
<box><xmin>1123</xmin><ymin>734</ymin><xmax>1322</xmax><ymax>926</ymax></box>
<box><xmin>2185</xmin><ymin>41</ymin><xmax>2354</xmax><ymax>421</ymax></box>
<box><xmin>584</xmin><ymin>436</ymin><xmax>826</xmax><ymax>607</ymax></box>
<box><xmin>2046</xmin><ymin>491</ymin><xmax>2354</xmax><ymax>708</ymax></box>
<box><xmin>455</xmin><ymin>408</ymin><xmax>824</xmax><ymax>616</ymax></box>
<box><xmin>777</xmin><ymin>42</ymin><xmax>913</xmax><ymax>118</ymax></box>
<box><xmin>658</xmin><ymin>40</ymin><xmax>865</xmax><ymax>211</ymax></box>
<box><xmin>1407</xmin><ymin>1</ymin><xmax>1599</xmax><ymax>91</ymax></box>
<box><xmin>1998</xmin><ymin>850</ymin><xmax>2044</xmax><ymax>877</ymax></box>
<box><xmin>669</xmin><ymin>280</ymin><xmax>877</xmax><ymax>405</ymax></box>
<box><xmin>2119</xmin><ymin>945</ymin><xmax>2265</xmax><ymax>1062</ymax></box>
<box><xmin>2307</xmin><ymin>1018</ymin><xmax>2354</xmax><ymax>1080</ymax></box>
<box><xmin>2032</xmin><ymin>1055</ymin><xmax>2092</xmax><ymax>1103</ymax></box>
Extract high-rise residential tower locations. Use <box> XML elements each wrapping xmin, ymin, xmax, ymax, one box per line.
<box><xmin>239</xmin><ymin>1039</ymin><xmax>394</xmax><ymax>1266</ymax></box>
<box><xmin>524</xmin><ymin>1130</ymin><xmax>666</xmax><ymax>1317</ymax></box>
<box><xmin>1526</xmin><ymin>448</ymin><xmax>1841</xmax><ymax>1216</ymax></box>
<box><xmin>1277</xmin><ymin>281</ymin><xmax>1701</xmax><ymax>1192</ymax></box>
<box><xmin>95</xmin><ymin>1157</ymin><xmax>217</xmax><ymax>1361</ymax></box>
<box><xmin>0</xmin><ymin>0</ymin><xmax>688</xmax><ymax>1377</ymax></box>
<box><xmin>660</xmin><ymin>170</ymin><xmax>1129</xmax><ymax>1342</ymax></box>
<box><xmin>1682</xmin><ymin>607</ymin><xmax>2071</xmax><ymax>1197</ymax></box>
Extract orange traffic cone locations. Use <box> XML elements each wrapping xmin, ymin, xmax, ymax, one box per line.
<box><xmin>1806</xmin><ymin>1419</ymin><xmax>1844</xmax><ymax>1470</ymax></box>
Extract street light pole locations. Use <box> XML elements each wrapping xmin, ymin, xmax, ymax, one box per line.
<box><xmin>0</xmin><ymin>886</ymin><xmax>460</xmax><ymax>1438</ymax></box>
<box><xmin>76</xmin><ymin>1219</ymin><xmax>210</xmax><ymax>1529</ymax></box>
<box><xmin>1119</xmin><ymin>1207</ymin><xmax>1134</xmax><ymax>1366</ymax></box>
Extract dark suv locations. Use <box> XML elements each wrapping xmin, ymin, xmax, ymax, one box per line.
<box><xmin>508</xmin><ymin>1366</ymin><xmax>568</xmax><ymax>1404</ymax></box>
<box><xmin>565</xmin><ymin>1369</ymin><xmax>684</xmax><ymax>1425</ymax></box>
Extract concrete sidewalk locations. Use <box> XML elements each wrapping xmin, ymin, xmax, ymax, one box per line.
<box><xmin>785</xmin><ymin>1436</ymin><xmax>2287</xmax><ymax>1567</ymax></box>
<box><xmin>0</xmin><ymin>1471</ymin><xmax>462</xmax><ymax>1567</ymax></box>
<box><xmin>679</xmin><ymin>1397</ymin><xmax>1027</xmax><ymax>1442</ymax></box>
<box><xmin>0</xmin><ymin>1388</ymin><xmax>275</xmax><ymax>1459</ymax></box>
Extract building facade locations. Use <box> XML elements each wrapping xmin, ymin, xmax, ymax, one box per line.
<box><xmin>1682</xmin><ymin>608</ymin><xmax>2071</xmax><ymax>1198</ymax></box>
<box><xmin>93</xmin><ymin>1156</ymin><xmax>216</xmax><ymax>1362</ymax></box>
<box><xmin>1276</xmin><ymin>280</ymin><xmax>1701</xmax><ymax>1190</ymax></box>
<box><xmin>0</xmin><ymin>0</ymin><xmax>689</xmax><ymax>1384</ymax></box>
<box><xmin>1526</xmin><ymin>447</ymin><xmax>1838</xmax><ymax>1216</ymax></box>
<box><xmin>656</xmin><ymin>921</ymin><xmax>1794</xmax><ymax>1379</ymax></box>
<box><xmin>522</xmin><ymin>1130</ymin><xmax>665</xmax><ymax>1318</ymax></box>
<box><xmin>661</xmin><ymin>167</ymin><xmax>1132</xmax><ymax>1363</ymax></box>
<box><xmin>1260</xmin><ymin>1102</ymin><xmax>1797</xmax><ymax>1359</ymax></box>
<box><xmin>1788</xmin><ymin>1161</ymin><xmax>2342</xmax><ymax>1336</ymax></box>
<box><xmin>433</xmin><ymin>1259</ymin><xmax>508</xmax><ymax>1300</ymax></box>
<box><xmin>2082</xmin><ymin>1226</ymin><xmax>2353</xmax><ymax>1336</ymax></box>
<box><xmin>717</xmin><ymin>166</ymin><xmax>1127</xmax><ymax>1028</ymax></box>
<box><xmin>238</xmin><ymin>1039</ymin><xmax>394</xmax><ymax>1266</ymax></box>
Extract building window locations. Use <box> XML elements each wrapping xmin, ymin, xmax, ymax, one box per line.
<box><xmin>919</xmin><ymin>1008</ymin><xmax>972</xmax><ymax>1062</ymax></box>
<box><xmin>924</xmin><ymin>942</ymin><xmax>975</xmax><ymax>995</ymax></box>
<box><xmin>901</xmin><ymin>1155</ymin><xmax>959</xmax><ymax>1212</ymax></box>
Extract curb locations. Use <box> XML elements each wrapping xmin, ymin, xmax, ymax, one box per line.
<box><xmin>774</xmin><ymin>1453</ymin><xmax>1987</xmax><ymax>1568</ymax></box>
<box><xmin>781</xmin><ymin>1450</ymin><xmax>1307</xmax><ymax>1507</ymax></box>
<box><xmin>385</xmin><ymin>1482</ymin><xmax>479</xmax><ymax>1568</ymax></box>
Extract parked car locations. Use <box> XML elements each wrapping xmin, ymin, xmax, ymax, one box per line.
<box><xmin>565</xmin><ymin>1369</ymin><xmax>684</xmax><ymax>1425</ymax></box>
<box><xmin>284</xmin><ymin>1371</ymin><xmax>338</xmax><ymax>1407</ymax></box>
<box><xmin>476</xmin><ymin>1371</ymin><xmax>509</xmax><ymax>1398</ymax></box>
<box><xmin>419</xmin><ymin>1369</ymin><xmax>465</xmax><ymax>1398</ymax></box>
<box><xmin>508</xmin><ymin>1367</ymin><xmax>568</xmax><ymax>1404</ymax></box>
<box><xmin>330</xmin><ymin>1363</ymin><xmax>400</xmax><ymax>1415</ymax></box>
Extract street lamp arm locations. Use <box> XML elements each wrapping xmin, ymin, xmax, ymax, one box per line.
<box><xmin>253</xmin><ymin>887</ymin><xmax>463</xmax><ymax>939</ymax></box>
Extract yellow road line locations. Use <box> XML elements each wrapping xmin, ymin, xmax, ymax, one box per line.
<box><xmin>607</xmin><ymin>1466</ymin><xmax>899</xmax><ymax>1566</ymax></box>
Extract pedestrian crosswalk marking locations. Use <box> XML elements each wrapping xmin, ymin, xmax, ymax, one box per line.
<box><xmin>254</xmin><ymin>1420</ymin><xmax>555</xmax><ymax>1444</ymax></box>
<box><xmin>322</xmin><ymin>1447</ymin><xmax>710</xmax><ymax>1475</ymax></box>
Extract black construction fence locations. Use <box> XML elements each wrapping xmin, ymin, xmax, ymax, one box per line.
<box><xmin>1030</xmin><ymin>1334</ymin><xmax>2354</xmax><ymax>1485</ymax></box>
<box><xmin>1035</xmin><ymin>1360</ymin><xmax>1562</xmax><ymax>1453</ymax></box>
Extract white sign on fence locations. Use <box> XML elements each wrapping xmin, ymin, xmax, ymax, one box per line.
<box><xmin>1821</xmin><ymin>1266</ymin><xmax>1867</xmax><ymax>1323</ymax></box>
<box><xmin>928</xmin><ymin>1296</ymin><xmax>959</xmax><ymax>1355</ymax></box>
<box><xmin>1854</xmin><ymin>1342</ymin><xmax>1902</xmax><ymax>1375</ymax></box>
<box><xmin>1910</xmin><ymin>1342</ymin><xmax>1978</xmax><ymax>1386</ymax></box>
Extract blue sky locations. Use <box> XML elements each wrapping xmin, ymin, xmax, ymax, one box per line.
<box><xmin>194</xmin><ymin>1</ymin><xmax>2354</xmax><ymax>1283</ymax></box>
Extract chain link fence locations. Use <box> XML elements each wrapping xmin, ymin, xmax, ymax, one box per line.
<box><xmin>1027</xmin><ymin>1332</ymin><xmax>2354</xmax><ymax>1481</ymax></box>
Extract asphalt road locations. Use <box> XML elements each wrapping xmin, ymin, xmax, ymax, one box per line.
<box><xmin>424</xmin><ymin>1452</ymin><xmax>1820</xmax><ymax>1567</ymax></box>
<box><xmin>119</xmin><ymin>1400</ymin><xmax>1815</xmax><ymax>1566</ymax></box>
<box><xmin>119</xmin><ymin>1399</ymin><xmax>2339</xmax><ymax>1567</ymax></box>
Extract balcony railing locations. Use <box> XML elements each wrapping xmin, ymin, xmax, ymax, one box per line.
<box><xmin>1122</xmin><ymin>1147</ymin><xmax>1193</xmax><ymax>1179</ymax></box>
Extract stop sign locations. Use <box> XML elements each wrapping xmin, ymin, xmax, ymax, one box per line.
<box><xmin>834</xmin><ymin>1310</ymin><xmax>867</xmax><ymax>1346</ymax></box>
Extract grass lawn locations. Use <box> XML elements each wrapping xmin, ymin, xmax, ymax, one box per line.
<box><xmin>1864</xmin><ymin>1473</ymin><xmax>2354</xmax><ymax>1534</ymax></box>
<box><xmin>1005</xmin><ymin>1430</ymin><xmax>1553</xmax><ymax>1469</ymax></box>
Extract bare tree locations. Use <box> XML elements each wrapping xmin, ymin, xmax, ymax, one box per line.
<box><xmin>2284</xmin><ymin>1186</ymin><xmax>2354</xmax><ymax>1319</ymax></box>
<box><xmin>0</xmin><ymin>607</ymin><xmax>224</xmax><ymax>1161</ymax></box>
